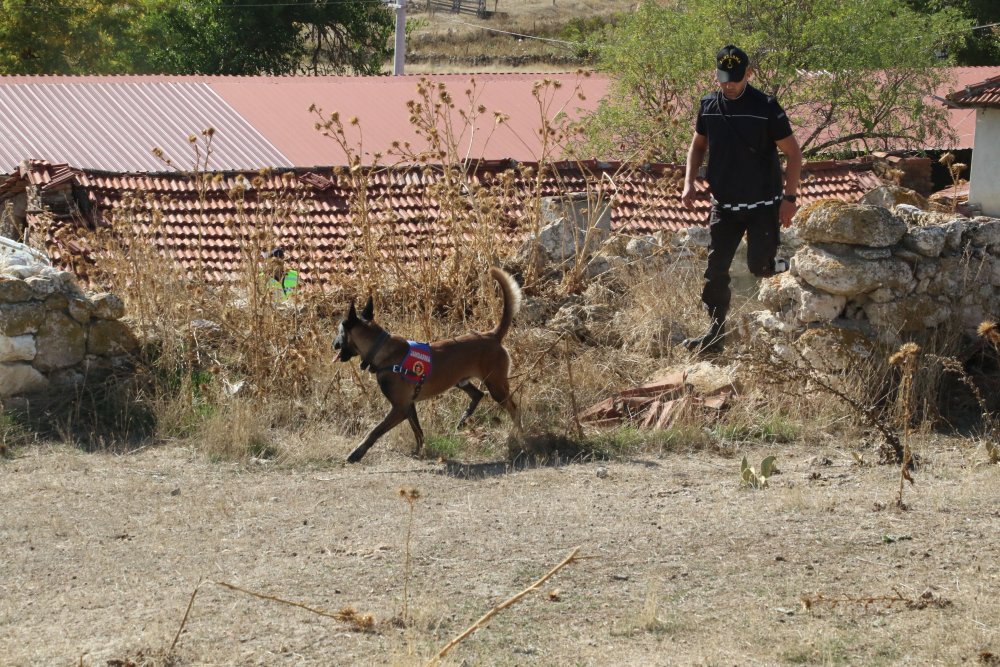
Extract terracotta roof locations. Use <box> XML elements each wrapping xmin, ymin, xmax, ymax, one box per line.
<box><xmin>946</xmin><ymin>73</ymin><xmax>1000</xmax><ymax>109</ymax></box>
<box><xmin>937</xmin><ymin>67</ymin><xmax>1000</xmax><ymax>148</ymax></box>
<box><xmin>2</xmin><ymin>158</ymin><xmax>882</xmax><ymax>285</ymax></box>
<box><xmin>0</xmin><ymin>73</ymin><xmax>609</xmax><ymax>172</ymax></box>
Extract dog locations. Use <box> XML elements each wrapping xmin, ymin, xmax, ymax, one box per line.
<box><xmin>332</xmin><ymin>267</ymin><xmax>523</xmax><ymax>463</ymax></box>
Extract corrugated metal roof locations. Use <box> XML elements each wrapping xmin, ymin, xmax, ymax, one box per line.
<box><xmin>947</xmin><ymin>73</ymin><xmax>1000</xmax><ymax>109</ymax></box>
<box><xmin>0</xmin><ymin>80</ymin><xmax>290</xmax><ymax>171</ymax></box>
<box><xmin>3</xmin><ymin>158</ymin><xmax>883</xmax><ymax>285</ymax></box>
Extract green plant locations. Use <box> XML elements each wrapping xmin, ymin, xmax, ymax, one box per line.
<box><xmin>740</xmin><ymin>455</ymin><xmax>777</xmax><ymax>489</ymax></box>
<box><xmin>714</xmin><ymin>412</ymin><xmax>799</xmax><ymax>444</ymax></box>
<box><xmin>423</xmin><ymin>434</ymin><xmax>464</xmax><ymax>460</ymax></box>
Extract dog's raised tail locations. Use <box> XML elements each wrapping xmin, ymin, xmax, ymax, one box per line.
<box><xmin>490</xmin><ymin>267</ymin><xmax>522</xmax><ymax>340</ymax></box>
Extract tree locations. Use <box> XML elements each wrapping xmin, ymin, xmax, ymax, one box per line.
<box><xmin>0</xmin><ymin>0</ymin><xmax>142</xmax><ymax>74</ymax></box>
<box><xmin>906</xmin><ymin>0</ymin><xmax>1000</xmax><ymax>65</ymax></box>
<box><xmin>0</xmin><ymin>0</ymin><xmax>393</xmax><ymax>76</ymax></box>
<box><xmin>132</xmin><ymin>0</ymin><xmax>394</xmax><ymax>75</ymax></box>
<box><xmin>575</xmin><ymin>0</ymin><xmax>972</xmax><ymax>162</ymax></box>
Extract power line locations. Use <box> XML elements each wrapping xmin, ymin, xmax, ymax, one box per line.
<box><xmin>433</xmin><ymin>17</ymin><xmax>580</xmax><ymax>49</ymax></box>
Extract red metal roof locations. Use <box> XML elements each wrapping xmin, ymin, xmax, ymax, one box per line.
<box><xmin>0</xmin><ymin>73</ymin><xmax>609</xmax><ymax>172</ymax></box>
<box><xmin>212</xmin><ymin>72</ymin><xmax>609</xmax><ymax>167</ymax></box>
<box><xmin>946</xmin><ymin>72</ymin><xmax>1000</xmax><ymax>109</ymax></box>
<box><xmin>2</xmin><ymin>68</ymin><xmax>995</xmax><ymax>175</ymax></box>
<box><xmin>2</xmin><ymin>158</ymin><xmax>882</xmax><ymax>285</ymax></box>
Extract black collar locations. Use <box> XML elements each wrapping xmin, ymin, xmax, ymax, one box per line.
<box><xmin>359</xmin><ymin>330</ymin><xmax>390</xmax><ymax>372</ymax></box>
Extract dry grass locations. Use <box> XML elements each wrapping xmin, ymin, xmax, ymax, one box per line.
<box><xmin>404</xmin><ymin>0</ymin><xmax>635</xmax><ymax>72</ymax></box>
<box><xmin>2</xmin><ymin>438</ymin><xmax>999</xmax><ymax>666</ymax></box>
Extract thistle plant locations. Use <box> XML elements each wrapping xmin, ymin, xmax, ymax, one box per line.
<box><xmin>889</xmin><ymin>342</ymin><xmax>920</xmax><ymax>507</ymax></box>
<box><xmin>398</xmin><ymin>486</ymin><xmax>421</xmax><ymax>626</ymax></box>
<box><xmin>938</xmin><ymin>152</ymin><xmax>968</xmax><ymax>212</ymax></box>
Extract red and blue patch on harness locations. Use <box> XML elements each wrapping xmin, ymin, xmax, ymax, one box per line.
<box><xmin>395</xmin><ymin>341</ymin><xmax>432</xmax><ymax>385</ymax></box>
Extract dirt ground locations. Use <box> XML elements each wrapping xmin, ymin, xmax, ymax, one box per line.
<box><xmin>2</xmin><ymin>433</ymin><xmax>999</xmax><ymax>667</ymax></box>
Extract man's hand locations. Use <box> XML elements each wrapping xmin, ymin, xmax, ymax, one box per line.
<box><xmin>681</xmin><ymin>182</ymin><xmax>697</xmax><ymax>208</ymax></box>
<box><xmin>779</xmin><ymin>199</ymin><xmax>798</xmax><ymax>227</ymax></box>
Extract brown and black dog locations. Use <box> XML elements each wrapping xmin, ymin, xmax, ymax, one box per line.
<box><xmin>333</xmin><ymin>267</ymin><xmax>523</xmax><ymax>463</ymax></box>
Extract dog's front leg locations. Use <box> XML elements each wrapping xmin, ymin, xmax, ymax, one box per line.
<box><xmin>407</xmin><ymin>404</ymin><xmax>424</xmax><ymax>456</ymax></box>
<box><xmin>347</xmin><ymin>405</ymin><xmax>410</xmax><ymax>463</ymax></box>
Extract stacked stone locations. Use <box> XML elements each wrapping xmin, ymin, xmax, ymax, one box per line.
<box><xmin>756</xmin><ymin>196</ymin><xmax>1000</xmax><ymax>362</ymax></box>
<box><xmin>1</xmin><ymin>241</ymin><xmax>138</xmax><ymax>398</ymax></box>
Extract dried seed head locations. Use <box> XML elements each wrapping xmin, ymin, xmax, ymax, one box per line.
<box><xmin>397</xmin><ymin>487</ymin><xmax>421</xmax><ymax>502</ymax></box>
<box><xmin>939</xmin><ymin>152</ymin><xmax>955</xmax><ymax>167</ymax></box>
<box><xmin>889</xmin><ymin>342</ymin><xmax>921</xmax><ymax>365</ymax></box>
<box><xmin>978</xmin><ymin>320</ymin><xmax>999</xmax><ymax>345</ymax></box>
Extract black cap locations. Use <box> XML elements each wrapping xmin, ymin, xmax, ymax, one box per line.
<box><xmin>716</xmin><ymin>45</ymin><xmax>749</xmax><ymax>83</ymax></box>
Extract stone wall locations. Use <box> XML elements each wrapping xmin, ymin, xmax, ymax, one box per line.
<box><xmin>754</xmin><ymin>196</ymin><xmax>1000</xmax><ymax>356</ymax></box>
<box><xmin>1</xmin><ymin>238</ymin><xmax>138</xmax><ymax>399</ymax></box>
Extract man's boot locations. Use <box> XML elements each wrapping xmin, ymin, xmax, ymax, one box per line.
<box><xmin>682</xmin><ymin>320</ymin><xmax>726</xmax><ymax>355</ymax></box>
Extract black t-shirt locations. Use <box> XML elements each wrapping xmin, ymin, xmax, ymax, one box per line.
<box><xmin>695</xmin><ymin>85</ymin><xmax>793</xmax><ymax>206</ymax></box>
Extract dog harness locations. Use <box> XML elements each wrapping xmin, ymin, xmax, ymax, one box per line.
<box><xmin>394</xmin><ymin>341</ymin><xmax>432</xmax><ymax>386</ymax></box>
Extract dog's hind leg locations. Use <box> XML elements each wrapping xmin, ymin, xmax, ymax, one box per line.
<box><xmin>407</xmin><ymin>404</ymin><xmax>425</xmax><ymax>456</ymax></box>
<box><xmin>456</xmin><ymin>379</ymin><xmax>485</xmax><ymax>429</ymax></box>
<box><xmin>347</xmin><ymin>405</ymin><xmax>410</xmax><ymax>463</ymax></box>
<box><xmin>483</xmin><ymin>376</ymin><xmax>522</xmax><ymax>435</ymax></box>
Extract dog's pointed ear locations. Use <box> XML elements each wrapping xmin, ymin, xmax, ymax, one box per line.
<box><xmin>346</xmin><ymin>300</ymin><xmax>358</xmax><ymax>323</ymax></box>
<box><xmin>361</xmin><ymin>295</ymin><xmax>374</xmax><ymax>321</ymax></box>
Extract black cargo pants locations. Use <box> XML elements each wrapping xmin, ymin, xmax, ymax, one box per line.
<box><xmin>700</xmin><ymin>204</ymin><xmax>781</xmax><ymax>324</ymax></box>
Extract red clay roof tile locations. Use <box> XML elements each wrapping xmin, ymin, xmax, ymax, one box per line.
<box><xmin>3</xmin><ymin>158</ymin><xmax>882</xmax><ymax>285</ymax></box>
<box><xmin>947</xmin><ymin>73</ymin><xmax>1000</xmax><ymax>108</ymax></box>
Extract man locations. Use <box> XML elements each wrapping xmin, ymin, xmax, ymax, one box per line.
<box><xmin>265</xmin><ymin>247</ymin><xmax>299</xmax><ymax>301</ymax></box>
<box><xmin>680</xmin><ymin>45</ymin><xmax>802</xmax><ymax>354</ymax></box>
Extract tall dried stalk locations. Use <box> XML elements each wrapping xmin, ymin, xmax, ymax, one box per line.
<box><xmin>398</xmin><ymin>487</ymin><xmax>421</xmax><ymax>625</ymax></box>
<box><xmin>889</xmin><ymin>343</ymin><xmax>920</xmax><ymax>507</ymax></box>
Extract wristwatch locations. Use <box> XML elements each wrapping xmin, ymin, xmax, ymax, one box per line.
<box><xmin>782</xmin><ymin>194</ymin><xmax>798</xmax><ymax>203</ymax></box>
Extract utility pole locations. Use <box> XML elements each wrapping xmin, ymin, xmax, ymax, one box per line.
<box><xmin>393</xmin><ymin>0</ymin><xmax>407</xmax><ymax>76</ymax></box>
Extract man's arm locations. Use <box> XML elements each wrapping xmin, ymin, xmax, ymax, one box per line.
<box><xmin>776</xmin><ymin>133</ymin><xmax>802</xmax><ymax>227</ymax></box>
<box><xmin>681</xmin><ymin>132</ymin><xmax>709</xmax><ymax>208</ymax></box>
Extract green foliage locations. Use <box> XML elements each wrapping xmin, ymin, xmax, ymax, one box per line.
<box><xmin>131</xmin><ymin>0</ymin><xmax>393</xmax><ymax>75</ymax></box>
<box><xmin>424</xmin><ymin>434</ymin><xmax>465</xmax><ymax>460</ymax></box>
<box><xmin>0</xmin><ymin>0</ymin><xmax>143</xmax><ymax>74</ymax></box>
<box><xmin>560</xmin><ymin>15</ymin><xmax>617</xmax><ymax>60</ymax></box>
<box><xmin>714</xmin><ymin>413</ymin><xmax>800</xmax><ymax>444</ymax></box>
<box><xmin>576</xmin><ymin>0</ymin><xmax>969</xmax><ymax>162</ymax></box>
<box><xmin>906</xmin><ymin>0</ymin><xmax>1000</xmax><ymax>65</ymax></box>
<box><xmin>0</xmin><ymin>0</ymin><xmax>393</xmax><ymax>75</ymax></box>
<box><xmin>740</xmin><ymin>455</ymin><xmax>777</xmax><ymax>489</ymax></box>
